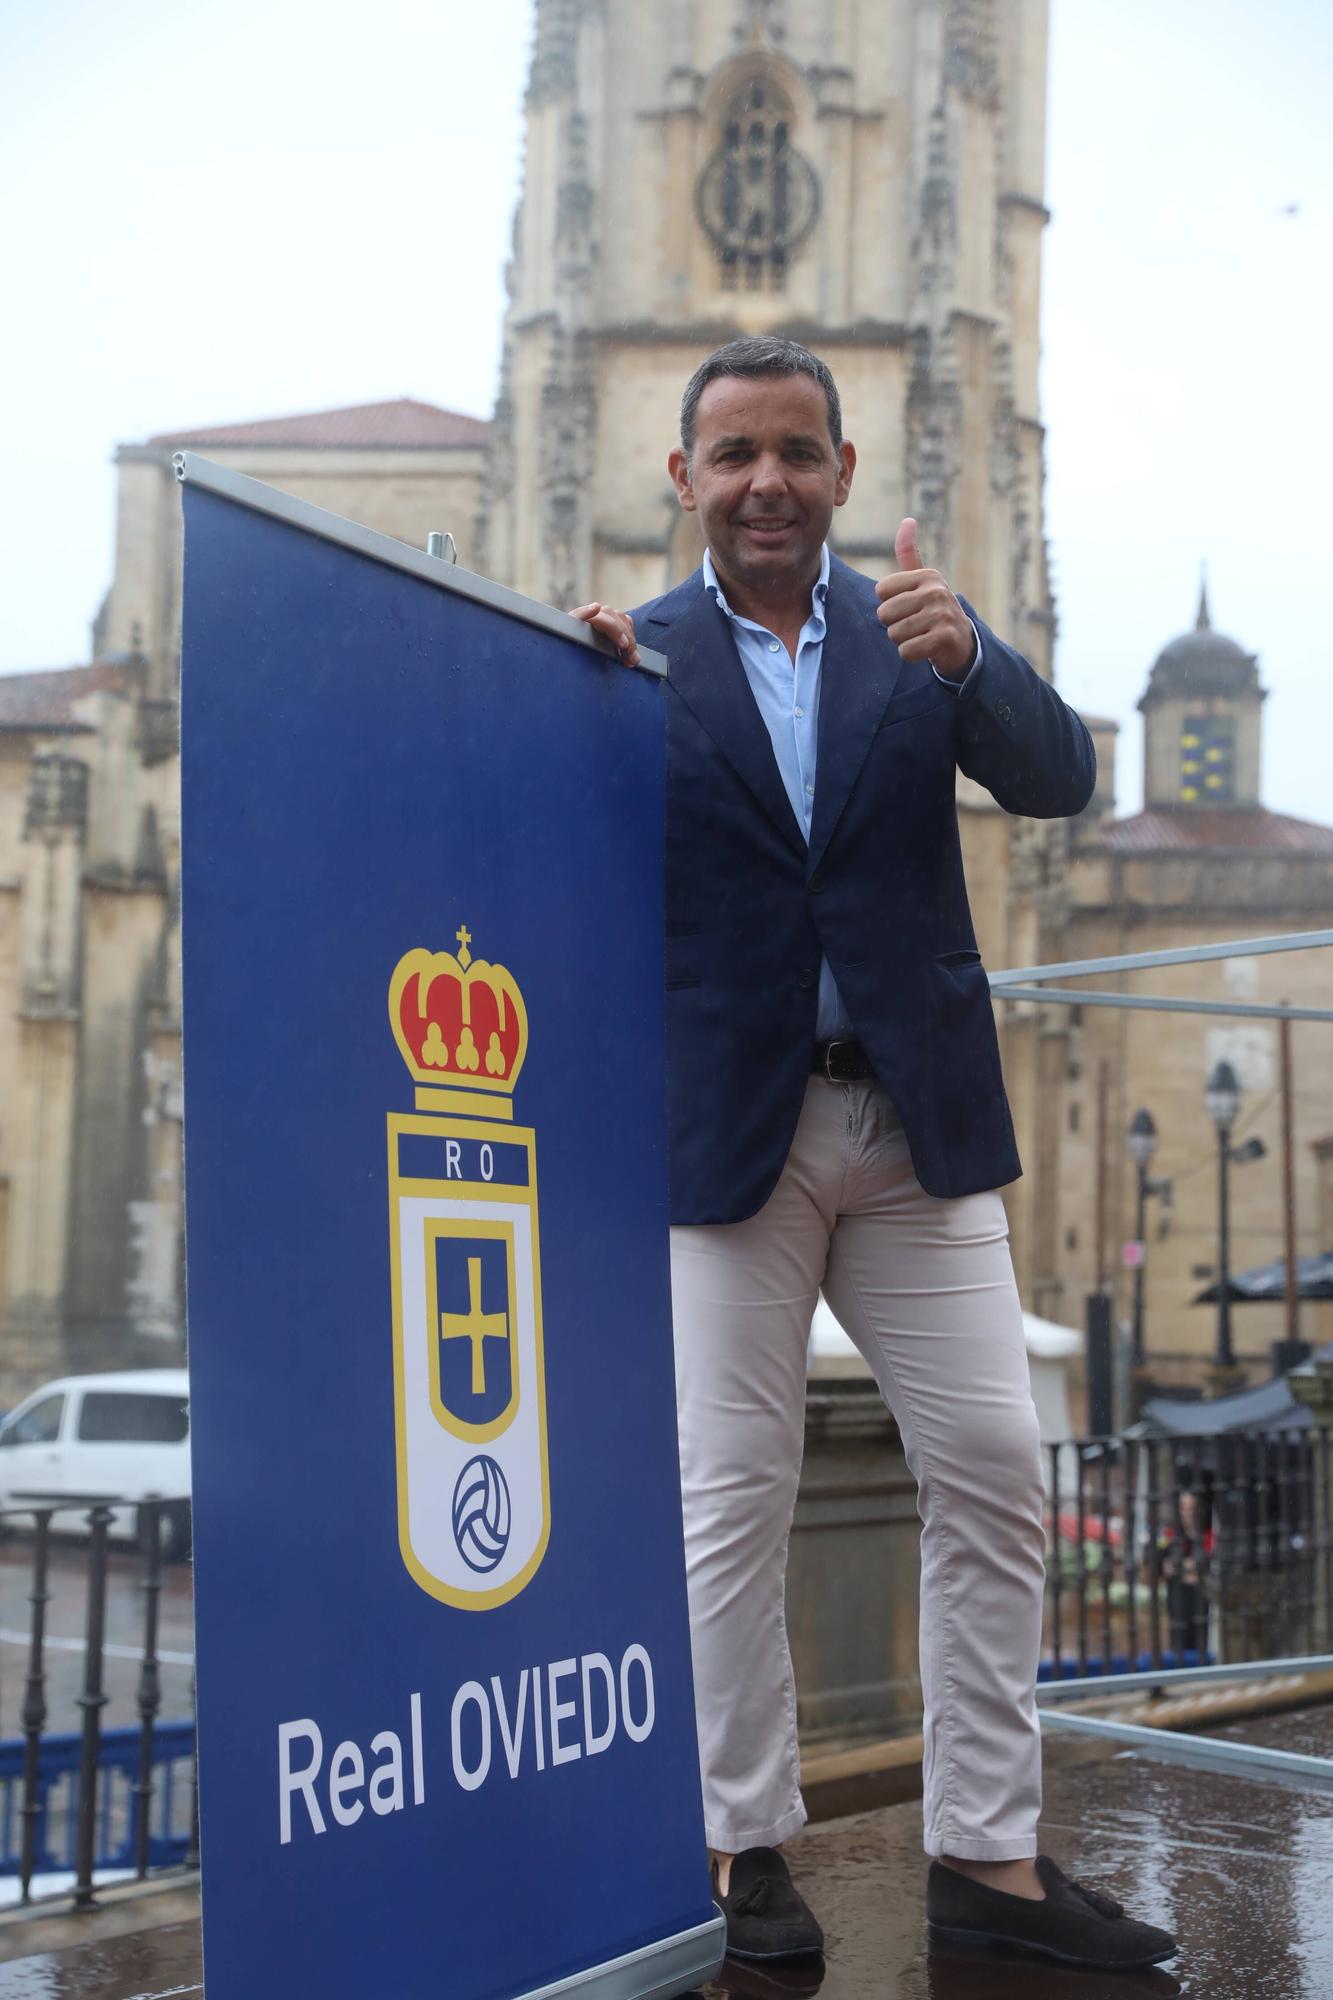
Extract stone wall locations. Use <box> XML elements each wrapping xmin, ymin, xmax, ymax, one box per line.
<box><xmin>103</xmin><ymin>444</ymin><xmax>487</xmax><ymax>682</ymax></box>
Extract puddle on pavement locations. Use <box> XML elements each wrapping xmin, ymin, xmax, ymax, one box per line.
<box><xmin>0</xmin><ymin>1923</ymin><xmax>200</xmax><ymax>2000</ymax></box>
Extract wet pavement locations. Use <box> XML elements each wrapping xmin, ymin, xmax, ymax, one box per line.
<box><xmin>693</xmin><ymin>1729</ymin><xmax>1333</xmax><ymax>2000</ymax></box>
<box><xmin>0</xmin><ymin>1724</ymin><xmax>1328</xmax><ymax>1997</ymax></box>
<box><xmin>1213</xmin><ymin>1703</ymin><xmax>1333</xmax><ymax>1760</ymax></box>
<box><xmin>0</xmin><ymin>1920</ymin><xmax>200</xmax><ymax>1998</ymax></box>
<box><xmin>0</xmin><ymin>1540</ymin><xmax>194</xmax><ymax>1740</ymax></box>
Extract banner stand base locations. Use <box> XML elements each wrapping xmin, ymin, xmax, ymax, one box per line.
<box><xmin>517</xmin><ymin>1909</ymin><xmax>727</xmax><ymax>2000</ymax></box>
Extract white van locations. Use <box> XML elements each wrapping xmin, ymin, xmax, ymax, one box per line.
<box><xmin>0</xmin><ymin>1369</ymin><xmax>191</xmax><ymax>1558</ymax></box>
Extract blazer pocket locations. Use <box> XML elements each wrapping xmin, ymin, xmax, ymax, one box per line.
<box><xmin>878</xmin><ymin>684</ymin><xmax>956</xmax><ymax>731</ymax></box>
<box><xmin>935</xmin><ymin>949</ymin><xmax>983</xmax><ymax>968</ymax></box>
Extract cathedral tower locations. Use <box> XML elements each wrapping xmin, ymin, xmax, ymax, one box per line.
<box><xmin>481</xmin><ymin>0</ymin><xmax>1053</xmax><ymax>672</ymax></box>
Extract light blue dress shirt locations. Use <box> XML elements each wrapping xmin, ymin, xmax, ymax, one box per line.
<box><xmin>702</xmin><ymin>543</ymin><xmax>980</xmax><ymax>1041</ymax></box>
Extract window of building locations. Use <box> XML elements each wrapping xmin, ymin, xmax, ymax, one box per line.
<box><xmin>1065</xmin><ymin>1227</ymin><xmax>1079</xmax><ymax>1252</ymax></box>
<box><xmin>697</xmin><ymin>76</ymin><xmax>819</xmax><ymax>292</ymax></box>
<box><xmin>1067</xmin><ymin>1102</ymin><xmax>1081</xmax><ymax>1133</ymax></box>
<box><xmin>1179</xmin><ymin>714</ymin><xmax>1235</xmax><ymax>804</ymax></box>
<box><xmin>77</xmin><ymin>1391</ymin><xmax>189</xmax><ymax>1445</ymax></box>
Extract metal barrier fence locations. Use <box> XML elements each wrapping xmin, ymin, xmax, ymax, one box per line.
<box><xmin>1043</xmin><ymin>1425</ymin><xmax>1332</xmax><ymax>1679</ymax></box>
<box><xmin>0</xmin><ymin>1721</ymin><xmax>195</xmax><ymax>1883</ymax></box>
<box><xmin>989</xmin><ymin>925</ymin><xmax>1333</xmax><ymax>1020</ymax></box>
<box><xmin>0</xmin><ymin>1500</ymin><xmax>197</xmax><ymax>1908</ymax></box>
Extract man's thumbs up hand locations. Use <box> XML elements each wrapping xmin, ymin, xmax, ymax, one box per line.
<box><xmin>876</xmin><ymin>517</ymin><xmax>975</xmax><ymax>678</ymax></box>
<box><xmin>894</xmin><ymin>517</ymin><xmax>925</xmax><ymax>571</ymax></box>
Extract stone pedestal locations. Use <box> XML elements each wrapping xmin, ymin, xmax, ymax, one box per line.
<box><xmin>788</xmin><ymin>1381</ymin><xmax>922</xmax><ymax>1746</ymax></box>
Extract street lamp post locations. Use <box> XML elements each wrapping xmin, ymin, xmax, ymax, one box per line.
<box><xmin>1205</xmin><ymin>1059</ymin><xmax>1243</xmax><ymax>1392</ymax></box>
<box><xmin>1126</xmin><ymin>1109</ymin><xmax>1158</xmax><ymax>1384</ymax></box>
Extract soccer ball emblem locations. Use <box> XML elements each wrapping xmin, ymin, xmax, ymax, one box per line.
<box><xmin>452</xmin><ymin>1454</ymin><xmax>512</xmax><ymax>1574</ymax></box>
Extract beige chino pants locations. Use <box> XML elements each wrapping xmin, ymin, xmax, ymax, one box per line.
<box><xmin>670</xmin><ymin>1076</ymin><xmax>1046</xmax><ymax>1861</ymax></box>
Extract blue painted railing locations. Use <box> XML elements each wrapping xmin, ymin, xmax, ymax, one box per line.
<box><xmin>1038</xmin><ymin>1649</ymin><xmax>1215</xmax><ymax>1682</ymax></box>
<box><xmin>0</xmin><ymin>1722</ymin><xmax>195</xmax><ymax>1877</ymax></box>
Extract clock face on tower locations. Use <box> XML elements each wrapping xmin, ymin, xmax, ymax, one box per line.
<box><xmin>696</xmin><ymin>77</ymin><xmax>820</xmax><ymax>290</ymax></box>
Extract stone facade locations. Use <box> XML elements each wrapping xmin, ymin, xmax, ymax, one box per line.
<box><xmin>1051</xmin><ymin>594</ymin><xmax>1333</xmax><ymax>1386</ymax></box>
<box><xmin>0</xmin><ymin>664</ymin><xmax>183</xmax><ymax>1389</ymax></box>
<box><xmin>0</xmin><ymin>402</ymin><xmax>487</xmax><ymax>1398</ymax></box>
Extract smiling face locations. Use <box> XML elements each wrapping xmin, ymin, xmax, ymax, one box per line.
<box><xmin>668</xmin><ymin>372</ymin><xmax>856</xmax><ymax>614</ymax></box>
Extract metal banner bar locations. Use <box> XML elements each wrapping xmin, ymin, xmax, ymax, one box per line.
<box><xmin>172</xmin><ymin>452</ymin><xmax>669</xmax><ymax>680</ymax></box>
<box><xmin>991</xmin><ymin>929</ymin><xmax>1333</xmax><ymax>988</ymax></box>
<box><xmin>991</xmin><ymin>988</ymin><xmax>1333</xmax><ymax>1022</ymax></box>
<box><xmin>1040</xmin><ymin>1708</ymin><xmax>1333</xmax><ymax>1790</ymax></box>
<box><xmin>1037</xmin><ymin>1652</ymin><xmax>1333</xmax><ymax>1703</ymax></box>
<box><xmin>515</xmin><ymin>1914</ymin><xmax>726</xmax><ymax>2000</ymax></box>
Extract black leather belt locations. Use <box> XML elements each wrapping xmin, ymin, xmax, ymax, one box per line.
<box><xmin>811</xmin><ymin>1038</ymin><xmax>876</xmax><ymax>1083</ymax></box>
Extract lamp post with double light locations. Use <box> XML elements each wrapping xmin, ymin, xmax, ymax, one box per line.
<box><xmin>1204</xmin><ymin>1059</ymin><xmax>1265</xmax><ymax>1395</ymax></box>
<box><xmin>1126</xmin><ymin>1108</ymin><xmax>1158</xmax><ymax>1386</ymax></box>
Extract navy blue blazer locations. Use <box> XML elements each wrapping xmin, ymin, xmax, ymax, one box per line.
<box><xmin>634</xmin><ymin>553</ymin><xmax>1096</xmax><ymax>1225</ymax></box>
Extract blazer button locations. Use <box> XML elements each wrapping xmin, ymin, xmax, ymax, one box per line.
<box><xmin>798</xmin><ymin>967</ymin><xmax>816</xmax><ymax>990</ymax></box>
<box><xmin>809</xmin><ymin>872</ymin><xmax>826</xmax><ymax>894</ymax></box>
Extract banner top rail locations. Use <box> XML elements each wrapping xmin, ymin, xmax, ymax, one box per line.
<box><xmin>173</xmin><ymin>450</ymin><xmax>669</xmax><ymax>681</ymax></box>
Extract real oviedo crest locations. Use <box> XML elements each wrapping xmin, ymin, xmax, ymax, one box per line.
<box><xmin>386</xmin><ymin>929</ymin><xmax>550</xmax><ymax>1609</ymax></box>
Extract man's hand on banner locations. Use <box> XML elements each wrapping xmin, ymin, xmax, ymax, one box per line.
<box><xmin>874</xmin><ymin>519</ymin><xmax>976</xmax><ymax>679</ymax></box>
<box><xmin>571</xmin><ymin>602</ymin><xmax>641</xmax><ymax>667</ymax></box>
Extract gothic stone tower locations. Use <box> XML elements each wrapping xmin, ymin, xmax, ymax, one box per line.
<box><xmin>483</xmin><ymin>0</ymin><xmax>1051</xmax><ymax>649</ymax></box>
<box><xmin>481</xmin><ymin>0</ymin><xmax>1066</xmax><ymax>1303</ymax></box>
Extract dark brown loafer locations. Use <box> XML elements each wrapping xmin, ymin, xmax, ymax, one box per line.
<box><xmin>926</xmin><ymin>1855</ymin><xmax>1177</xmax><ymax>1969</ymax></box>
<box><xmin>717</xmin><ymin>1848</ymin><xmax>825</xmax><ymax>1963</ymax></box>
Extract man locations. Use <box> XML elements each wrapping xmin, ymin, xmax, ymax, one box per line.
<box><xmin>574</xmin><ymin>336</ymin><xmax>1175</xmax><ymax>1973</ymax></box>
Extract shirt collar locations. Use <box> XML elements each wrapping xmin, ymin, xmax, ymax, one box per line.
<box><xmin>703</xmin><ymin>543</ymin><xmax>830</xmax><ymax>624</ymax></box>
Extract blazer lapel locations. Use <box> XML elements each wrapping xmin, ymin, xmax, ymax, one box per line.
<box><xmin>807</xmin><ymin>557</ymin><xmax>905</xmax><ymax>871</ymax></box>
<box><xmin>644</xmin><ymin>575</ymin><xmax>805</xmax><ymax>857</ymax></box>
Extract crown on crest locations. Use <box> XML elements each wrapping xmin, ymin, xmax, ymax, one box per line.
<box><xmin>389</xmin><ymin>928</ymin><xmax>528</xmax><ymax>1098</ymax></box>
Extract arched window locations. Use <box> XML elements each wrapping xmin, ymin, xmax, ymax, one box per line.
<box><xmin>696</xmin><ymin>76</ymin><xmax>819</xmax><ymax>292</ymax></box>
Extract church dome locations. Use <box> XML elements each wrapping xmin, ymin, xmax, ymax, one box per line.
<box><xmin>1139</xmin><ymin>581</ymin><xmax>1261</xmax><ymax>708</ymax></box>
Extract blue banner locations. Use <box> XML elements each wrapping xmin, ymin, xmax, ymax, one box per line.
<box><xmin>179</xmin><ymin>472</ymin><xmax>719</xmax><ymax>1999</ymax></box>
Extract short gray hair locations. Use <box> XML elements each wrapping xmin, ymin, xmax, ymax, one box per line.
<box><xmin>679</xmin><ymin>336</ymin><xmax>843</xmax><ymax>462</ymax></box>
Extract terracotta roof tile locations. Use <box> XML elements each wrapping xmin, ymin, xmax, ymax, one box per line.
<box><xmin>1094</xmin><ymin>808</ymin><xmax>1333</xmax><ymax>854</ymax></box>
<box><xmin>0</xmin><ymin>664</ymin><xmax>126</xmax><ymax>732</ymax></box>
<box><xmin>147</xmin><ymin>397</ymin><xmax>489</xmax><ymax>451</ymax></box>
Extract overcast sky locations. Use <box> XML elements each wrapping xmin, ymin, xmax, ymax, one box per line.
<box><xmin>3</xmin><ymin>0</ymin><xmax>1330</xmax><ymax>819</ymax></box>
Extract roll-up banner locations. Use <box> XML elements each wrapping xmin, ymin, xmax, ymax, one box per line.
<box><xmin>177</xmin><ymin>455</ymin><xmax>722</xmax><ymax>2000</ymax></box>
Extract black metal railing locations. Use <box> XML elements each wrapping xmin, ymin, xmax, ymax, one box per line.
<box><xmin>1043</xmin><ymin>1424</ymin><xmax>1332</xmax><ymax>1680</ymax></box>
<box><xmin>0</xmin><ymin>1499</ymin><xmax>197</xmax><ymax>1908</ymax></box>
